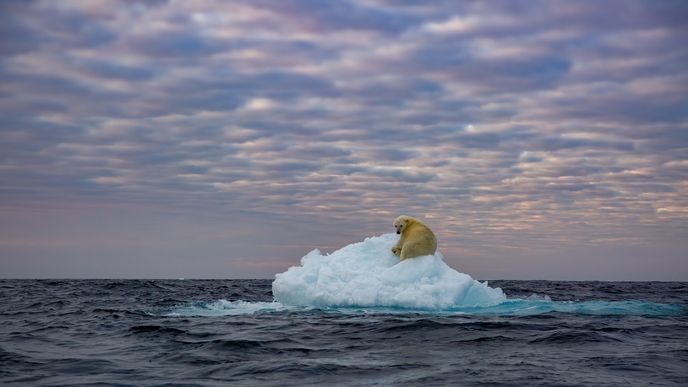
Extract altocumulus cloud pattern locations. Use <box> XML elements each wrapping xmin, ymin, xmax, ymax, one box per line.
<box><xmin>0</xmin><ymin>0</ymin><xmax>686</xmax><ymax>279</ymax></box>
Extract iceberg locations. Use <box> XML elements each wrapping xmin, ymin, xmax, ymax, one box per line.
<box><xmin>272</xmin><ymin>234</ymin><xmax>506</xmax><ymax>310</ymax></box>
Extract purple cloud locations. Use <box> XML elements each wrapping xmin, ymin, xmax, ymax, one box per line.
<box><xmin>0</xmin><ymin>0</ymin><xmax>686</xmax><ymax>280</ymax></box>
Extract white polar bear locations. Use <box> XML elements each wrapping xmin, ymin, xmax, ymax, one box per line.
<box><xmin>391</xmin><ymin>215</ymin><xmax>437</xmax><ymax>261</ymax></box>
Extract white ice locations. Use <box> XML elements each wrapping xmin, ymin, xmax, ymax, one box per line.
<box><xmin>272</xmin><ymin>234</ymin><xmax>507</xmax><ymax>310</ymax></box>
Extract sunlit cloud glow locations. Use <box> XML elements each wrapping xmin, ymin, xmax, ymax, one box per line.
<box><xmin>1</xmin><ymin>0</ymin><xmax>686</xmax><ymax>280</ymax></box>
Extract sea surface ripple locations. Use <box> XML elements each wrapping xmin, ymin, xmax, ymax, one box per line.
<box><xmin>1</xmin><ymin>279</ymin><xmax>687</xmax><ymax>386</ymax></box>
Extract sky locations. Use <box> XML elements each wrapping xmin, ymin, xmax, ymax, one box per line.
<box><xmin>1</xmin><ymin>0</ymin><xmax>687</xmax><ymax>280</ymax></box>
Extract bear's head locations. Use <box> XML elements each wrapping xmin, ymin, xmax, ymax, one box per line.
<box><xmin>393</xmin><ymin>215</ymin><xmax>414</xmax><ymax>235</ymax></box>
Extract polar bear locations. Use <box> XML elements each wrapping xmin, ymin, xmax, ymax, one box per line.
<box><xmin>391</xmin><ymin>215</ymin><xmax>437</xmax><ymax>261</ymax></box>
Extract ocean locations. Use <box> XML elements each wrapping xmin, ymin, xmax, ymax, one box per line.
<box><xmin>1</xmin><ymin>279</ymin><xmax>686</xmax><ymax>386</ymax></box>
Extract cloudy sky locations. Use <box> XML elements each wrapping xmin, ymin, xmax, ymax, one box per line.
<box><xmin>1</xmin><ymin>0</ymin><xmax>686</xmax><ymax>280</ymax></box>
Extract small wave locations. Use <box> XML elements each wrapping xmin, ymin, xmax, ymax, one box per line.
<box><xmin>164</xmin><ymin>299</ymin><xmax>684</xmax><ymax>317</ymax></box>
<box><xmin>129</xmin><ymin>325</ymin><xmax>187</xmax><ymax>335</ymax></box>
<box><xmin>481</xmin><ymin>299</ymin><xmax>686</xmax><ymax>316</ymax></box>
<box><xmin>529</xmin><ymin>329</ymin><xmax>623</xmax><ymax>344</ymax></box>
<box><xmin>163</xmin><ymin>300</ymin><xmax>289</xmax><ymax>317</ymax></box>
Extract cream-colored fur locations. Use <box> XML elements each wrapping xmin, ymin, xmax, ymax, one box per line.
<box><xmin>391</xmin><ymin>215</ymin><xmax>437</xmax><ymax>260</ymax></box>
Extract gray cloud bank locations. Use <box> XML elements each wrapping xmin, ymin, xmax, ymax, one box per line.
<box><xmin>1</xmin><ymin>0</ymin><xmax>687</xmax><ymax>279</ymax></box>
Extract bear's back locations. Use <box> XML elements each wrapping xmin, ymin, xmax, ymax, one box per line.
<box><xmin>405</xmin><ymin>219</ymin><xmax>436</xmax><ymax>240</ymax></box>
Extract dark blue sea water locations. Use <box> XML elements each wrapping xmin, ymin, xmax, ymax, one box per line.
<box><xmin>1</xmin><ymin>279</ymin><xmax>687</xmax><ymax>386</ymax></box>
